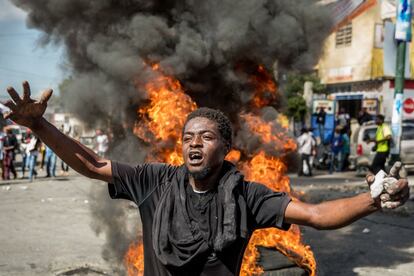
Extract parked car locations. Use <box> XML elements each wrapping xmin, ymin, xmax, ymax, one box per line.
<box><xmin>349</xmin><ymin>121</ymin><xmax>414</xmax><ymax>175</ymax></box>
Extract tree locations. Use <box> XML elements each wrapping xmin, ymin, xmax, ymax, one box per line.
<box><xmin>283</xmin><ymin>73</ymin><xmax>325</xmax><ymax>123</ymax></box>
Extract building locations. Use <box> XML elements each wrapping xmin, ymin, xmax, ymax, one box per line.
<box><xmin>317</xmin><ymin>0</ymin><xmax>414</xmax><ymax>121</ymax></box>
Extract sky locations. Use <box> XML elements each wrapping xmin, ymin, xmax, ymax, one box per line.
<box><xmin>0</xmin><ymin>0</ymin><xmax>65</xmax><ymax>100</ymax></box>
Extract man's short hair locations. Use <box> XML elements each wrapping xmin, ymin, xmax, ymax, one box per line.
<box><xmin>184</xmin><ymin>107</ymin><xmax>233</xmax><ymax>148</ymax></box>
<box><xmin>377</xmin><ymin>114</ymin><xmax>385</xmax><ymax>121</ymax></box>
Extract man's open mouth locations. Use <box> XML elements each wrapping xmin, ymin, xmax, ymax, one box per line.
<box><xmin>189</xmin><ymin>151</ymin><xmax>204</xmax><ymax>165</ymax></box>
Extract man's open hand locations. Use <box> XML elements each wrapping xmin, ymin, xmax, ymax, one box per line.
<box><xmin>3</xmin><ymin>81</ymin><xmax>52</xmax><ymax>128</ymax></box>
<box><xmin>366</xmin><ymin>162</ymin><xmax>410</xmax><ymax>209</ymax></box>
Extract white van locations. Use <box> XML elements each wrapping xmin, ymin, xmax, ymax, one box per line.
<box><xmin>350</xmin><ymin>121</ymin><xmax>414</xmax><ymax>175</ymax></box>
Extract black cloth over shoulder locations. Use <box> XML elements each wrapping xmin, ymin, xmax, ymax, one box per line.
<box><xmin>108</xmin><ymin>161</ymin><xmax>291</xmax><ymax>276</ymax></box>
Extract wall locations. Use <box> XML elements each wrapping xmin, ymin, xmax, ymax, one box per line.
<box><xmin>318</xmin><ymin>3</ymin><xmax>381</xmax><ymax>84</ymax></box>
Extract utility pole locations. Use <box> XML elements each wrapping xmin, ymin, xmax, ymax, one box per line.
<box><xmin>390</xmin><ymin>0</ymin><xmax>412</xmax><ymax>164</ymax></box>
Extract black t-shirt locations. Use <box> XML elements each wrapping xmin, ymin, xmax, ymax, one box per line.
<box><xmin>108</xmin><ymin>161</ymin><xmax>291</xmax><ymax>276</ymax></box>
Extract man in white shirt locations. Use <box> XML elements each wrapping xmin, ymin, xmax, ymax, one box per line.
<box><xmin>297</xmin><ymin>127</ymin><xmax>316</xmax><ymax>176</ymax></box>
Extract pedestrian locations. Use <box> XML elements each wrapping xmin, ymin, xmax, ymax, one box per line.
<box><xmin>316</xmin><ymin>107</ymin><xmax>326</xmax><ymax>142</ymax></box>
<box><xmin>20</xmin><ymin>129</ymin><xmax>32</xmax><ymax>178</ymax></box>
<box><xmin>341</xmin><ymin>129</ymin><xmax>350</xmax><ymax>171</ymax></box>
<box><xmin>45</xmin><ymin>145</ymin><xmax>57</xmax><ymax>177</ymax></box>
<box><xmin>59</xmin><ymin>124</ymin><xmax>70</xmax><ymax>176</ymax></box>
<box><xmin>0</xmin><ymin>131</ymin><xmax>4</xmax><ymax>178</ymax></box>
<box><xmin>357</xmin><ymin>107</ymin><xmax>373</xmax><ymax>125</ymax></box>
<box><xmin>329</xmin><ymin>126</ymin><xmax>344</xmax><ymax>174</ymax></box>
<box><xmin>336</xmin><ymin>107</ymin><xmax>350</xmax><ymax>133</ymax></box>
<box><xmin>369</xmin><ymin>114</ymin><xmax>392</xmax><ymax>174</ymax></box>
<box><xmin>95</xmin><ymin>129</ymin><xmax>109</xmax><ymax>158</ymax></box>
<box><xmin>3</xmin><ymin>82</ymin><xmax>410</xmax><ymax>276</ymax></box>
<box><xmin>2</xmin><ymin>128</ymin><xmax>17</xmax><ymax>180</ymax></box>
<box><xmin>26</xmin><ymin>135</ymin><xmax>41</xmax><ymax>182</ymax></box>
<box><xmin>39</xmin><ymin>143</ymin><xmax>46</xmax><ymax>171</ymax></box>
<box><xmin>297</xmin><ymin>127</ymin><xmax>315</xmax><ymax>176</ymax></box>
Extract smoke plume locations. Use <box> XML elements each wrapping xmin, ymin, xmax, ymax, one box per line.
<box><xmin>12</xmin><ymin>0</ymin><xmax>332</xmax><ymax>270</ymax></box>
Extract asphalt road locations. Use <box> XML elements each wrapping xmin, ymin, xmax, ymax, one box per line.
<box><xmin>0</xmin><ymin>171</ymin><xmax>413</xmax><ymax>276</ymax></box>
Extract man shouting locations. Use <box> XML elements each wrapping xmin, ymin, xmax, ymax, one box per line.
<box><xmin>3</xmin><ymin>82</ymin><xmax>410</xmax><ymax>276</ymax></box>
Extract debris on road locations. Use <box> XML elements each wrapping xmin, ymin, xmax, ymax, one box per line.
<box><xmin>362</xmin><ymin>228</ymin><xmax>370</xmax><ymax>234</ymax></box>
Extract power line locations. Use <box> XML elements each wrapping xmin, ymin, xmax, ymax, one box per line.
<box><xmin>0</xmin><ymin>66</ymin><xmax>59</xmax><ymax>80</ymax></box>
<box><xmin>0</xmin><ymin>52</ymin><xmax>62</xmax><ymax>61</ymax></box>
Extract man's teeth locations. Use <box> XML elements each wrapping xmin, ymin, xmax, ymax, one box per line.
<box><xmin>190</xmin><ymin>153</ymin><xmax>202</xmax><ymax>160</ymax></box>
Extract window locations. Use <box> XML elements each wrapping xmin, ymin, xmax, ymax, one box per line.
<box><xmin>336</xmin><ymin>22</ymin><xmax>352</xmax><ymax>47</ymax></box>
<box><xmin>363</xmin><ymin>128</ymin><xmax>377</xmax><ymax>141</ymax></box>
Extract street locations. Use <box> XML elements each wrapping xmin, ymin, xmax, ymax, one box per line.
<box><xmin>0</xmin><ymin>171</ymin><xmax>413</xmax><ymax>276</ymax></box>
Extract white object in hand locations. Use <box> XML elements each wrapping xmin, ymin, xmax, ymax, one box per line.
<box><xmin>370</xmin><ymin>170</ymin><xmax>386</xmax><ymax>198</ymax></box>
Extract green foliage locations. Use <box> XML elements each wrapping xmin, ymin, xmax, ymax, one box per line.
<box><xmin>285</xmin><ymin>73</ymin><xmax>326</xmax><ymax>98</ymax></box>
<box><xmin>286</xmin><ymin>96</ymin><xmax>307</xmax><ymax>122</ymax></box>
<box><xmin>283</xmin><ymin>72</ymin><xmax>325</xmax><ymax>122</ymax></box>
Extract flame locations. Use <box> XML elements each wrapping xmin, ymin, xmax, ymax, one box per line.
<box><xmin>240</xmin><ymin>152</ymin><xmax>316</xmax><ymax>275</ymax></box>
<box><xmin>251</xmin><ymin>65</ymin><xmax>277</xmax><ymax>108</ymax></box>
<box><xmin>240</xmin><ymin>113</ymin><xmax>297</xmax><ymax>153</ymax></box>
<box><xmin>225</xmin><ymin>149</ymin><xmax>241</xmax><ymax>163</ymax></box>
<box><xmin>133</xmin><ymin>64</ymin><xmax>196</xmax><ymax>165</ymax></box>
<box><xmin>277</xmin><ymin>114</ymin><xmax>290</xmax><ymax>129</ymax></box>
<box><xmin>124</xmin><ymin>241</ymin><xmax>144</xmax><ymax>276</ymax></box>
<box><xmin>126</xmin><ymin>64</ymin><xmax>316</xmax><ymax>275</ymax></box>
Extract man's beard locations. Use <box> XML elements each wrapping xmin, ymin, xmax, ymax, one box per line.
<box><xmin>186</xmin><ymin>166</ymin><xmax>212</xmax><ymax>180</ymax></box>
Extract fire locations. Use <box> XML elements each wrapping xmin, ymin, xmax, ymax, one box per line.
<box><xmin>240</xmin><ymin>113</ymin><xmax>297</xmax><ymax>153</ymax></box>
<box><xmin>124</xmin><ymin>241</ymin><xmax>144</xmax><ymax>276</ymax></box>
<box><xmin>277</xmin><ymin>114</ymin><xmax>290</xmax><ymax>129</ymax></box>
<box><xmin>251</xmin><ymin>65</ymin><xmax>278</xmax><ymax>108</ymax></box>
<box><xmin>240</xmin><ymin>152</ymin><xmax>316</xmax><ymax>275</ymax></box>
<box><xmin>133</xmin><ymin>64</ymin><xmax>197</xmax><ymax>165</ymax></box>
<box><xmin>127</xmin><ymin>64</ymin><xmax>316</xmax><ymax>275</ymax></box>
<box><xmin>225</xmin><ymin>149</ymin><xmax>241</xmax><ymax>163</ymax></box>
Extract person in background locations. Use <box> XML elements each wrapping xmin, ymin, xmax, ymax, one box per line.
<box><xmin>358</xmin><ymin>107</ymin><xmax>373</xmax><ymax>125</ymax></box>
<box><xmin>39</xmin><ymin>143</ymin><xmax>46</xmax><ymax>172</ymax></box>
<box><xmin>308</xmin><ymin>127</ymin><xmax>317</xmax><ymax>169</ymax></box>
<box><xmin>45</xmin><ymin>145</ymin><xmax>57</xmax><ymax>177</ymax></box>
<box><xmin>369</xmin><ymin>114</ymin><xmax>392</xmax><ymax>174</ymax></box>
<box><xmin>59</xmin><ymin>124</ymin><xmax>70</xmax><ymax>176</ymax></box>
<box><xmin>329</xmin><ymin>126</ymin><xmax>344</xmax><ymax>174</ymax></box>
<box><xmin>95</xmin><ymin>129</ymin><xmax>109</xmax><ymax>158</ymax></box>
<box><xmin>316</xmin><ymin>107</ymin><xmax>326</xmax><ymax>142</ymax></box>
<box><xmin>341</xmin><ymin>129</ymin><xmax>350</xmax><ymax>171</ymax></box>
<box><xmin>2</xmin><ymin>128</ymin><xmax>17</xmax><ymax>180</ymax></box>
<box><xmin>26</xmin><ymin>135</ymin><xmax>41</xmax><ymax>182</ymax></box>
<box><xmin>297</xmin><ymin>127</ymin><xmax>316</xmax><ymax>177</ymax></box>
<box><xmin>20</xmin><ymin>129</ymin><xmax>32</xmax><ymax>178</ymax></box>
<box><xmin>336</xmin><ymin>107</ymin><xmax>350</xmax><ymax>133</ymax></box>
<box><xmin>0</xmin><ymin>130</ymin><xmax>5</xmax><ymax>178</ymax></box>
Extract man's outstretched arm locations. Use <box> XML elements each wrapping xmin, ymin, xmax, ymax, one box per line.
<box><xmin>4</xmin><ymin>81</ymin><xmax>112</xmax><ymax>182</ymax></box>
<box><xmin>284</xmin><ymin>167</ymin><xmax>409</xmax><ymax>230</ymax></box>
<box><xmin>284</xmin><ymin>192</ymin><xmax>379</xmax><ymax>230</ymax></box>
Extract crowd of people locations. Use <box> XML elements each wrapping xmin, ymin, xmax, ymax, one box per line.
<box><xmin>297</xmin><ymin>106</ymin><xmax>391</xmax><ymax>176</ymax></box>
<box><xmin>0</xmin><ymin>126</ymin><xmax>110</xmax><ymax>181</ymax></box>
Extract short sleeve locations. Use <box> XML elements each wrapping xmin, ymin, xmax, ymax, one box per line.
<box><xmin>383</xmin><ymin>125</ymin><xmax>392</xmax><ymax>137</ymax></box>
<box><xmin>108</xmin><ymin>161</ymin><xmax>173</xmax><ymax>205</ymax></box>
<box><xmin>245</xmin><ymin>182</ymin><xmax>291</xmax><ymax>230</ymax></box>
